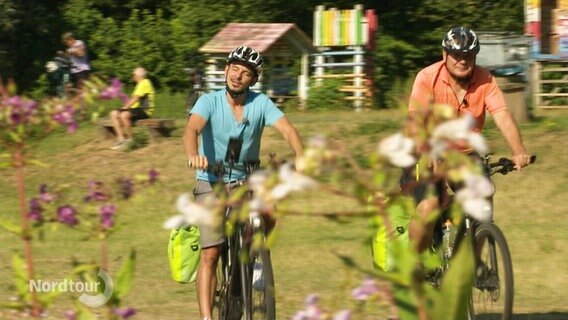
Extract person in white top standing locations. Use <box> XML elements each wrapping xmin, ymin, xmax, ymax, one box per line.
<box><xmin>62</xmin><ymin>32</ymin><xmax>91</xmax><ymax>90</ymax></box>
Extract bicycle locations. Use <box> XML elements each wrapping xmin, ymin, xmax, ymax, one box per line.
<box><xmin>45</xmin><ymin>53</ymin><xmax>71</xmax><ymax>98</ymax></box>
<box><xmin>200</xmin><ymin>153</ymin><xmax>277</xmax><ymax>320</ymax></box>
<box><xmin>430</xmin><ymin>154</ymin><xmax>536</xmax><ymax>320</ymax></box>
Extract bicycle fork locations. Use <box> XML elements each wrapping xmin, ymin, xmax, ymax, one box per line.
<box><xmin>238</xmin><ymin>225</ymin><xmax>255</xmax><ymax>320</ymax></box>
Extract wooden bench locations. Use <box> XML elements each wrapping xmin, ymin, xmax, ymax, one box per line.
<box><xmin>96</xmin><ymin>118</ymin><xmax>176</xmax><ymax>142</ymax></box>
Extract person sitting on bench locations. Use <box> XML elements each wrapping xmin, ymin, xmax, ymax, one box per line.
<box><xmin>109</xmin><ymin>67</ymin><xmax>155</xmax><ymax>149</ymax></box>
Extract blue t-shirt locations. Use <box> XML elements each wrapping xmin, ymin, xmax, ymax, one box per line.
<box><xmin>190</xmin><ymin>89</ymin><xmax>284</xmax><ymax>182</ymax></box>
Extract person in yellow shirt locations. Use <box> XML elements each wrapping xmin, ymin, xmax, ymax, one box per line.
<box><xmin>110</xmin><ymin>67</ymin><xmax>155</xmax><ymax>149</ymax></box>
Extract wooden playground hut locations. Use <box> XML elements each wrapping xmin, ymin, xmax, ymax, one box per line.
<box><xmin>526</xmin><ymin>0</ymin><xmax>568</xmax><ymax>109</ymax></box>
<box><xmin>311</xmin><ymin>4</ymin><xmax>377</xmax><ymax>109</ymax></box>
<box><xmin>199</xmin><ymin>23</ymin><xmax>318</xmax><ymax>106</ymax></box>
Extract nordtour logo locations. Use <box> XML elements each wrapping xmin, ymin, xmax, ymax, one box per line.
<box><xmin>29</xmin><ymin>269</ymin><xmax>113</xmax><ymax>307</ymax></box>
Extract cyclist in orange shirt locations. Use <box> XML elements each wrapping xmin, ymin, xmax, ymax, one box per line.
<box><xmin>402</xmin><ymin>26</ymin><xmax>532</xmax><ymax>251</ymax></box>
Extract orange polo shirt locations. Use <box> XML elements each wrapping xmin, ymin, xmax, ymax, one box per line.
<box><xmin>409</xmin><ymin>61</ymin><xmax>508</xmax><ymax>132</ymax></box>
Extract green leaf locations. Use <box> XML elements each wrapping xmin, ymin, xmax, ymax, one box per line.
<box><xmin>392</xmin><ymin>283</ymin><xmax>419</xmax><ymax>320</ymax></box>
<box><xmin>0</xmin><ymin>300</ymin><xmax>26</xmax><ymax>310</ymax></box>
<box><xmin>264</xmin><ymin>228</ymin><xmax>278</xmax><ymax>249</ymax></box>
<box><xmin>8</xmin><ymin>131</ymin><xmax>22</xmax><ymax>143</ymax></box>
<box><xmin>12</xmin><ymin>254</ymin><xmax>31</xmax><ymax>301</ymax></box>
<box><xmin>0</xmin><ymin>161</ymin><xmax>11</xmax><ymax>169</ymax></box>
<box><xmin>75</xmin><ymin>303</ymin><xmax>98</xmax><ymax>320</ymax></box>
<box><xmin>27</xmin><ymin>159</ymin><xmax>50</xmax><ymax>168</ymax></box>
<box><xmin>431</xmin><ymin>235</ymin><xmax>474</xmax><ymax>320</ymax></box>
<box><xmin>37</xmin><ymin>288</ymin><xmax>61</xmax><ymax>309</ymax></box>
<box><xmin>113</xmin><ymin>249</ymin><xmax>136</xmax><ymax>299</ymax></box>
<box><xmin>0</xmin><ymin>219</ymin><xmax>23</xmax><ymax>236</ymax></box>
<box><xmin>73</xmin><ymin>264</ymin><xmax>99</xmax><ymax>274</ymax></box>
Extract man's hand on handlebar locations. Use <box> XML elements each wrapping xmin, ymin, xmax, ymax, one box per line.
<box><xmin>511</xmin><ymin>152</ymin><xmax>533</xmax><ymax>171</ymax></box>
<box><xmin>187</xmin><ymin>155</ymin><xmax>209</xmax><ymax>170</ymax></box>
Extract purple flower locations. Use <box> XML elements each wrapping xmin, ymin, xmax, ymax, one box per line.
<box><xmin>333</xmin><ymin>310</ymin><xmax>352</xmax><ymax>320</ymax></box>
<box><xmin>57</xmin><ymin>205</ymin><xmax>79</xmax><ymax>227</ymax></box>
<box><xmin>113</xmin><ymin>307</ymin><xmax>136</xmax><ymax>319</ymax></box>
<box><xmin>6</xmin><ymin>96</ymin><xmax>37</xmax><ymax>125</ymax></box>
<box><xmin>100</xmin><ymin>204</ymin><xmax>116</xmax><ymax>229</ymax></box>
<box><xmin>351</xmin><ymin>277</ymin><xmax>379</xmax><ymax>301</ymax></box>
<box><xmin>99</xmin><ymin>78</ymin><xmax>129</xmax><ymax>103</ymax></box>
<box><xmin>27</xmin><ymin>198</ymin><xmax>44</xmax><ymax>222</ymax></box>
<box><xmin>64</xmin><ymin>310</ymin><xmax>77</xmax><ymax>320</ymax></box>
<box><xmin>305</xmin><ymin>294</ymin><xmax>319</xmax><ymax>306</ymax></box>
<box><xmin>84</xmin><ymin>181</ymin><xmax>110</xmax><ymax>202</ymax></box>
<box><xmin>292</xmin><ymin>294</ymin><xmax>325</xmax><ymax>320</ymax></box>
<box><xmin>39</xmin><ymin>184</ymin><xmax>54</xmax><ymax>203</ymax></box>
<box><xmin>119</xmin><ymin>178</ymin><xmax>134</xmax><ymax>199</ymax></box>
<box><xmin>52</xmin><ymin>105</ymin><xmax>78</xmax><ymax>133</ymax></box>
<box><xmin>148</xmin><ymin>168</ymin><xmax>159</xmax><ymax>184</ymax></box>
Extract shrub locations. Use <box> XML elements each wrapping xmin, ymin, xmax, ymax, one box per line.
<box><xmin>306</xmin><ymin>78</ymin><xmax>349</xmax><ymax>110</ymax></box>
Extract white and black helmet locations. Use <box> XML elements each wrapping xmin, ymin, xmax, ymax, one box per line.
<box><xmin>227</xmin><ymin>46</ymin><xmax>263</xmax><ymax>76</ymax></box>
<box><xmin>442</xmin><ymin>26</ymin><xmax>480</xmax><ymax>54</ymax></box>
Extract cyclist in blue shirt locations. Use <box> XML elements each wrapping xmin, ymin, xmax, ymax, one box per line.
<box><xmin>183</xmin><ymin>46</ymin><xmax>304</xmax><ymax>319</ymax></box>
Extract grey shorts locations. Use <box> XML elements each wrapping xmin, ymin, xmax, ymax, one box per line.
<box><xmin>193</xmin><ymin>180</ymin><xmax>244</xmax><ymax>248</ymax></box>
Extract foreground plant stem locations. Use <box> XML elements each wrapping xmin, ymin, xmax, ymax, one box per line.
<box><xmin>14</xmin><ymin>145</ymin><xmax>41</xmax><ymax>317</ymax></box>
<box><xmin>101</xmin><ymin>238</ymin><xmax>109</xmax><ymax>271</ymax></box>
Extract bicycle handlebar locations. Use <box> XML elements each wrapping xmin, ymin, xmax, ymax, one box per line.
<box><xmin>205</xmin><ymin>160</ymin><xmax>261</xmax><ymax>178</ymax></box>
<box><xmin>485</xmin><ymin>154</ymin><xmax>536</xmax><ymax>176</ymax></box>
<box><xmin>188</xmin><ymin>153</ymin><xmax>283</xmax><ymax>182</ymax></box>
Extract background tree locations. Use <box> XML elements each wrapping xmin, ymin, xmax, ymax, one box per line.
<box><xmin>0</xmin><ymin>0</ymin><xmax>522</xmax><ymax>107</ymax></box>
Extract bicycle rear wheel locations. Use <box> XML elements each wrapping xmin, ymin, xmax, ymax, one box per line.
<box><xmin>249</xmin><ymin>248</ymin><xmax>276</xmax><ymax>319</ymax></box>
<box><xmin>469</xmin><ymin>223</ymin><xmax>514</xmax><ymax>320</ymax></box>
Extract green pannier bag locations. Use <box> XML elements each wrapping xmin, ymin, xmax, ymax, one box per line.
<box><xmin>371</xmin><ymin>204</ymin><xmax>411</xmax><ymax>272</ymax></box>
<box><xmin>168</xmin><ymin>225</ymin><xmax>201</xmax><ymax>283</ymax></box>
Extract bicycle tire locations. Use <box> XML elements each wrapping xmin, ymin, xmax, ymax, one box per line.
<box><xmin>250</xmin><ymin>248</ymin><xmax>276</xmax><ymax>320</ymax></box>
<box><xmin>215</xmin><ymin>256</ymin><xmax>229</xmax><ymax>319</ymax></box>
<box><xmin>468</xmin><ymin>223</ymin><xmax>514</xmax><ymax>320</ymax></box>
<box><xmin>217</xmin><ymin>239</ymin><xmax>244</xmax><ymax>320</ymax></box>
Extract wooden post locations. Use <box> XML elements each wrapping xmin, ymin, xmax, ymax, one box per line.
<box><xmin>353</xmin><ymin>46</ymin><xmax>364</xmax><ymax>109</ymax></box>
<box><xmin>205</xmin><ymin>56</ymin><xmax>217</xmax><ymax>92</ymax></box>
<box><xmin>299</xmin><ymin>53</ymin><xmax>309</xmax><ymax>102</ymax></box>
<box><xmin>532</xmin><ymin>60</ymin><xmax>542</xmax><ymax>109</ymax></box>
<box><xmin>315</xmin><ymin>55</ymin><xmax>325</xmax><ymax>85</ymax></box>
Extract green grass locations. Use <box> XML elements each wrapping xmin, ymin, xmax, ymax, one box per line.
<box><xmin>1</xmin><ymin>107</ymin><xmax>567</xmax><ymax>319</ymax></box>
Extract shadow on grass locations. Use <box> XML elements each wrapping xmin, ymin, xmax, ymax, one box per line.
<box><xmin>476</xmin><ymin>312</ymin><xmax>568</xmax><ymax>320</ymax></box>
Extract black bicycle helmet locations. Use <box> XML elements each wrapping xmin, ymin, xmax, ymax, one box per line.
<box><xmin>442</xmin><ymin>26</ymin><xmax>480</xmax><ymax>54</ymax></box>
<box><xmin>227</xmin><ymin>46</ymin><xmax>263</xmax><ymax>76</ymax></box>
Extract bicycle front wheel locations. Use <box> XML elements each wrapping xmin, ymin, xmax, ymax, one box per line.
<box><xmin>250</xmin><ymin>248</ymin><xmax>276</xmax><ymax>320</ymax></box>
<box><xmin>216</xmin><ymin>242</ymin><xmax>244</xmax><ymax>320</ymax></box>
<box><xmin>469</xmin><ymin>223</ymin><xmax>514</xmax><ymax>320</ymax></box>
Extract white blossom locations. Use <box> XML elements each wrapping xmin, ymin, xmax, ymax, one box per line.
<box><xmin>377</xmin><ymin>133</ymin><xmax>416</xmax><ymax>168</ymax></box>
<box><xmin>455</xmin><ymin>172</ymin><xmax>495</xmax><ymax>222</ymax></box>
<box><xmin>248</xmin><ymin>170</ymin><xmax>270</xmax><ymax>194</ymax></box>
<box><xmin>249</xmin><ymin>196</ymin><xmax>270</xmax><ymax>213</ymax></box>
<box><xmin>308</xmin><ymin>134</ymin><xmax>327</xmax><ymax>149</ymax></box>
<box><xmin>270</xmin><ymin>163</ymin><xmax>317</xmax><ymax>200</ymax></box>
<box><xmin>296</xmin><ymin>135</ymin><xmax>334</xmax><ymax>173</ymax></box>
<box><xmin>163</xmin><ymin>193</ymin><xmax>217</xmax><ymax>229</ymax></box>
<box><xmin>430</xmin><ymin>114</ymin><xmax>488</xmax><ymax>156</ymax></box>
<box><xmin>461</xmin><ymin>198</ymin><xmax>493</xmax><ymax>222</ymax></box>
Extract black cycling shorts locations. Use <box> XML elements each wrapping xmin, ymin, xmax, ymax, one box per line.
<box><xmin>118</xmin><ymin>108</ymin><xmax>149</xmax><ymax>123</ymax></box>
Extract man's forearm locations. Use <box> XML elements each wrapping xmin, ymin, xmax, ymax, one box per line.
<box><xmin>183</xmin><ymin>129</ymin><xmax>199</xmax><ymax>158</ymax></box>
<box><xmin>284</xmin><ymin>128</ymin><xmax>304</xmax><ymax>157</ymax></box>
<box><xmin>494</xmin><ymin>110</ymin><xmax>527</xmax><ymax>154</ymax></box>
<box><xmin>123</xmin><ymin>96</ymin><xmax>139</xmax><ymax>109</ymax></box>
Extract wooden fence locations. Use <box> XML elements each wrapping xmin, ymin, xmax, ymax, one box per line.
<box><xmin>532</xmin><ymin>59</ymin><xmax>568</xmax><ymax>109</ymax></box>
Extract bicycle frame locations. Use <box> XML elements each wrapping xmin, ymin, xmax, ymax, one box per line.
<box><xmin>217</xmin><ymin>193</ymin><xmax>271</xmax><ymax>320</ymax></box>
<box><xmin>435</xmin><ymin>154</ymin><xmax>535</xmax><ymax>320</ymax></box>
<box><xmin>210</xmin><ymin>158</ymin><xmax>275</xmax><ymax>320</ymax></box>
